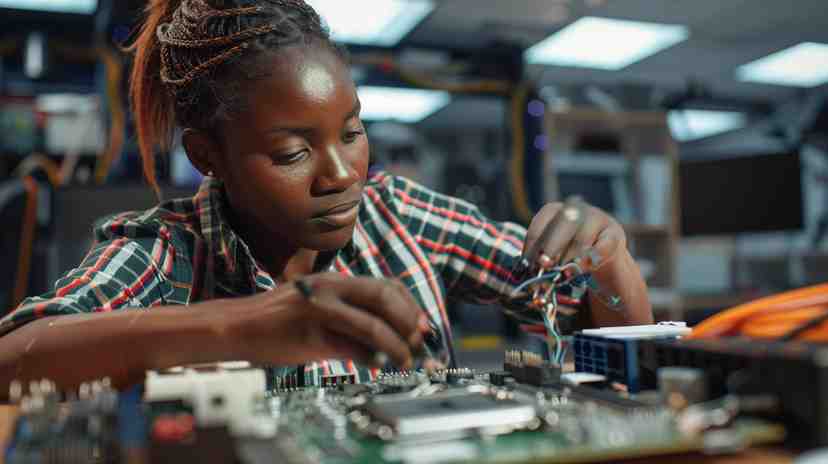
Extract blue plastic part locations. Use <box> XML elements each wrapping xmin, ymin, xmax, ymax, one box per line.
<box><xmin>573</xmin><ymin>333</ymin><xmax>643</xmax><ymax>392</ymax></box>
<box><xmin>118</xmin><ymin>384</ymin><xmax>148</xmax><ymax>449</ymax></box>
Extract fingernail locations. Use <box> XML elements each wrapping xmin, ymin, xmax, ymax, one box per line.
<box><xmin>588</xmin><ymin>249</ymin><xmax>602</xmax><ymax>267</ymax></box>
<box><xmin>372</xmin><ymin>352</ymin><xmax>389</xmax><ymax>368</ymax></box>
<box><xmin>418</xmin><ymin>314</ymin><xmax>430</xmax><ymax>333</ymax></box>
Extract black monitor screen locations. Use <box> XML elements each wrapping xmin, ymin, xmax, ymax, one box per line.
<box><xmin>679</xmin><ymin>151</ymin><xmax>804</xmax><ymax>236</ymax></box>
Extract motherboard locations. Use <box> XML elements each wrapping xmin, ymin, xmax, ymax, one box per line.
<box><xmin>5</xmin><ymin>353</ymin><xmax>786</xmax><ymax>464</ymax></box>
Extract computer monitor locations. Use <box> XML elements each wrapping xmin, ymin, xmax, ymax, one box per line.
<box><xmin>0</xmin><ymin>0</ymin><xmax>97</xmax><ymax>15</ymax></box>
<box><xmin>554</xmin><ymin>154</ymin><xmax>635</xmax><ymax>224</ymax></box>
<box><xmin>679</xmin><ymin>151</ymin><xmax>804</xmax><ymax>236</ymax></box>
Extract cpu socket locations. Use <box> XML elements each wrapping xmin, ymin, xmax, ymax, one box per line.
<box><xmin>362</xmin><ymin>389</ymin><xmax>537</xmax><ymax>441</ymax></box>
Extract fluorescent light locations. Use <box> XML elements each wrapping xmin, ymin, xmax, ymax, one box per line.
<box><xmin>0</xmin><ymin>0</ymin><xmax>97</xmax><ymax>14</ymax></box>
<box><xmin>737</xmin><ymin>42</ymin><xmax>828</xmax><ymax>87</ymax></box>
<box><xmin>667</xmin><ymin>110</ymin><xmax>747</xmax><ymax>142</ymax></box>
<box><xmin>525</xmin><ymin>17</ymin><xmax>689</xmax><ymax>70</ymax></box>
<box><xmin>306</xmin><ymin>0</ymin><xmax>433</xmax><ymax>46</ymax></box>
<box><xmin>358</xmin><ymin>86</ymin><xmax>450</xmax><ymax>123</ymax></box>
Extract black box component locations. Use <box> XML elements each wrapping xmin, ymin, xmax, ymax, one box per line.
<box><xmin>321</xmin><ymin>374</ymin><xmax>356</xmax><ymax>387</ymax></box>
<box><xmin>637</xmin><ymin>337</ymin><xmax>828</xmax><ymax>447</ymax></box>
<box><xmin>524</xmin><ymin>363</ymin><xmax>562</xmax><ymax>387</ymax></box>
<box><xmin>489</xmin><ymin>371</ymin><xmax>513</xmax><ymax>386</ymax></box>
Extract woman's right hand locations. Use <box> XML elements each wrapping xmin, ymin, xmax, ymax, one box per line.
<box><xmin>221</xmin><ymin>273</ymin><xmax>428</xmax><ymax>369</ymax></box>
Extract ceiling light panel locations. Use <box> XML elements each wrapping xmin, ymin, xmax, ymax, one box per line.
<box><xmin>306</xmin><ymin>0</ymin><xmax>434</xmax><ymax>46</ymax></box>
<box><xmin>667</xmin><ymin>110</ymin><xmax>747</xmax><ymax>142</ymax></box>
<box><xmin>358</xmin><ymin>86</ymin><xmax>451</xmax><ymax>123</ymax></box>
<box><xmin>0</xmin><ymin>0</ymin><xmax>97</xmax><ymax>14</ymax></box>
<box><xmin>737</xmin><ymin>42</ymin><xmax>828</xmax><ymax>87</ymax></box>
<box><xmin>525</xmin><ymin>16</ymin><xmax>689</xmax><ymax>70</ymax></box>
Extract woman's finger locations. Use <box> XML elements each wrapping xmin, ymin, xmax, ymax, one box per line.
<box><xmin>311</xmin><ymin>292</ymin><xmax>413</xmax><ymax>369</ymax></box>
<box><xmin>312</xmin><ymin>275</ymin><xmax>421</xmax><ymax>347</ymax></box>
<box><xmin>558</xmin><ymin>207</ymin><xmax>609</xmax><ymax>265</ymax></box>
<box><xmin>530</xmin><ymin>197</ymin><xmax>587</xmax><ymax>268</ymax></box>
<box><xmin>523</xmin><ymin>202</ymin><xmax>563</xmax><ymax>263</ymax></box>
<box><xmin>579</xmin><ymin>227</ymin><xmax>625</xmax><ymax>272</ymax></box>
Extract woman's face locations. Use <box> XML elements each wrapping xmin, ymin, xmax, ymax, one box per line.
<box><xmin>211</xmin><ymin>45</ymin><xmax>369</xmax><ymax>252</ymax></box>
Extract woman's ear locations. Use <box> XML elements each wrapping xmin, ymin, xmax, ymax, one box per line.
<box><xmin>182</xmin><ymin>128</ymin><xmax>221</xmax><ymax>178</ymax></box>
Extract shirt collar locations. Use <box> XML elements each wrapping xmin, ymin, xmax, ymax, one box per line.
<box><xmin>193</xmin><ymin>176</ymin><xmax>357</xmax><ymax>296</ymax></box>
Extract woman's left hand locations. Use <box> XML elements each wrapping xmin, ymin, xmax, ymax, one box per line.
<box><xmin>521</xmin><ymin>196</ymin><xmax>653</xmax><ymax>326</ymax></box>
<box><xmin>522</xmin><ymin>196</ymin><xmax>625</xmax><ymax>273</ymax></box>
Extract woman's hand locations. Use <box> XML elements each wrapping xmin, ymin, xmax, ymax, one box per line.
<box><xmin>523</xmin><ymin>197</ymin><xmax>626</xmax><ymax>271</ymax></box>
<box><xmin>223</xmin><ymin>273</ymin><xmax>428</xmax><ymax>369</ymax></box>
<box><xmin>522</xmin><ymin>197</ymin><xmax>653</xmax><ymax>326</ymax></box>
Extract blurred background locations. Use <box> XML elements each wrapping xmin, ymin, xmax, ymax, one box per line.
<box><xmin>0</xmin><ymin>0</ymin><xmax>826</xmax><ymax>354</ymax></box>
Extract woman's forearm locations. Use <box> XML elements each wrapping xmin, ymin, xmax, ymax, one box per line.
<box><xmin>0</xmin><ymin>302</ymin><xmax>237</xmax><ymax>400</ymax></box>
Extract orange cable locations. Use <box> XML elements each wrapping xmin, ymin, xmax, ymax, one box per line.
<box><xmin>12</xmin><ymin>177</ymin><xmax>38</xmax><ymax>309</ymax></box>
<box><xmin>688</xmin><ymin>283</ymin><xmax>828</xmax><ymax>340</ymax></box>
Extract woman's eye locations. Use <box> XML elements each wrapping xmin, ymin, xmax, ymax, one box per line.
<box><xmin>273</xmin><ymin>150</ymin><xmax>308</xmax><ymax>165</ymax></box>
<box><xmin>344</xmin><ymin>130</ymin><xmax>364</xmax><ymax>143</ymax></box>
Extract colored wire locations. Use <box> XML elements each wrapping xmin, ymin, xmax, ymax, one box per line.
<box><xmin>511</xmin><ymin>272</ymin><xmax>562</xmax><ymax>297</ymax></box>
<box><xmin>94</xmin><ymin>45</ymin><xmax>127</xmax><ymax>184</ymax></box>
<box><xmin>780</xmin><ymin>310</ymin><xmax>828</xmax><ymax>341</ymax></box>
<box><xmin>510</xmin><ymin>83</ymin><xmax>534</xmax><ymax>223</ymax></box>
<box><xmin>688</xmin><ymin>283</ymin><xmax>828</xmax><ymax>342</ymax></box>
<box><xmin>13</xmin><ymin>155</ymin><xmax>62</xmax><ymax>187</ymax></box>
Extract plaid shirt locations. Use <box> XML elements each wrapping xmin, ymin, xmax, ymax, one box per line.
<box><xmin>2</xmin><ymin>172</ymin><xmax>529</xmax><ymax>384</ymax></box>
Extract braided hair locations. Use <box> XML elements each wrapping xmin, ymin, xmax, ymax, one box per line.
<box><xmin>128</xmin><ymin>0</ymin><xmax>343</xmax><ymax>194</ymax></box>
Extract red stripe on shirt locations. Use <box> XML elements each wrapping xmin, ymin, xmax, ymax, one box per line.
<box><xmin>365</xmin><ymin>188</ymin><xmax>452</xmax><ymax>337</ymax></box>
<box><xmin>356</xmin><ymin>222</ymin><xmax>393</xmax><ymax>276</ymax></box>
<box><xmin>103</xmin><ymin>235</ymin><xmax>167</xmax><ymax>310</ymax></box>
<box><xmin>417</xmin><ymin>237</ymin><xmax>514</xmax><ymax>281</ymax></box>
<box><xmin>395</xmin><ymin>190</ymin><xmax>523</xmax><ymax>249</ymax></box>
<box><xmin>56</xmin><ymin>238</ymin><xmax>129</xmax><ymax>298</ymax></box>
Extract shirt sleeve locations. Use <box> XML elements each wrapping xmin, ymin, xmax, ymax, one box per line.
<box><xmin>0</xmin><ymin>212</ymin><xmax>179</xmax><ymax>336</ymax></box>
<box><xmin>385</xmin><ymin>174</ymin><xmax>527</xmax><ymax>306</ymax></box>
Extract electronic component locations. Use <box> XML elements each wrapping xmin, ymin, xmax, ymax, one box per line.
<box><xmin>375</xmin><ymin>370</ymin><xmax>427</xmax><ymax>394</ymax></box>
<box><xmin>573</xmin><ymin>325</ymin><xmax>688</xmax><ymax>392</ymax></box>
<box><xmin>659</xmin><ymin>367</ymin><xmax>708</xmax><ymax>409</ymax></box>
<box><xmin>637</xmin><ymin>337</ymin><xmax>828</xmax><ymax>447</ymax></box>
<box><xmin>489</xmin><ymin>370</ymin><xmax>513</xmax><ymax>386</ymax></box>
<box><xmin>360</xmin><ymin>389</ymin><xmax>538</xmax><ymax>440</ymax></box>
<box><xmin>445</xmin><ymin>368</ymin><xmax>475</xmax><ymax>384</ymax></box>
<box><xmin>505</xmin><ymin>349</ymin><xmax>561</xmax><ymax>386</ymax></box>
<box><xmin>5</xmin><ymin>359</ymin><xmax>788</xmax><ymax>464</ymax></box>
<box><xmin>6</xmin><ymin>379</ymin><xmax>122</xmax><ymax>464</ymax></box>
<box><xmin>144</xmin><ymin>363</ymin><xmax>274</xmax><ymax>438</ymax></box>
<box><xmin>321</xmin><ymin>374</ymin><xmax>356</xmax><ymax>387</ymax></box>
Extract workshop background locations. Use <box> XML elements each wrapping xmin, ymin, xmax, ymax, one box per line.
<box><xmin>0</xmin><ymin>0</ymin><xmax>827</xmax><ymax>360</ymax></box>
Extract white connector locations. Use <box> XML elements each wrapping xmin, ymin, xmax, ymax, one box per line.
<box><xmin>144</xmin><ymin>364</ymin><xmax>274</xmax><ymax>437</ymax></box>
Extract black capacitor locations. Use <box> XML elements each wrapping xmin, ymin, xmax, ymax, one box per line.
<box><xmin>489</xmin><ymin>371</ymin><xmax>513</xmax><ymax>386</ymax></box>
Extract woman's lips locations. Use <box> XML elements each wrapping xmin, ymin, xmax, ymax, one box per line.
<box><xmin>311</xmin><ymin>200</ymin><xmax>361</xmax><ymax>228</ymax></box>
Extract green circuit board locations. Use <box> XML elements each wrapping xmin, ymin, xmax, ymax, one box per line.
<box><xmin>257</xmin><ymin>372</ymin><xmax>786</xmax><ymax>464</ymax></box>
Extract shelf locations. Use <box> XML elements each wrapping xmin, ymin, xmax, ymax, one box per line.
<box><xmin>547</xmin><ymin>108</ymin><xmax>668</xmax><ymax>126</ymax></box>
<box><xmin>623</xmin><ymin>224</ymin><xmax>671</xmax><ymax>235</ymax></box>
<box><xmin>546</xmin><ymin>107</ymin><xmax>680</xmax><ymax>319</ymax></box>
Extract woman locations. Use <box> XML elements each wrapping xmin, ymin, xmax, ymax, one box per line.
<box><xmin>0</xmin><ymin>0</ymin><xmax>652</xmax><ymax>394</ymax></box>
